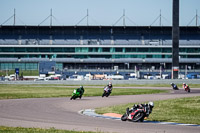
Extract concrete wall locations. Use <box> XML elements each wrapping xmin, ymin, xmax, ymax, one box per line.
<box><xmin>1</xmin><ymin>79</ymin><xmax>200</xmax><ymax>85</ymax></box>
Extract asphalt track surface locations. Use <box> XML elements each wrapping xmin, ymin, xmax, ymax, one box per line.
<box><xmin>0</xmin><ymin>87</ymin><xmax>200</xmax><ymax>133</ymax></box>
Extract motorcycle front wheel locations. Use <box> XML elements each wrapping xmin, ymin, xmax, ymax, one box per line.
<box><xmin>70</xmin><ymin>95</ymin><xmax>76</xmax><ymax>100</ymax></box>
<box><xmin>121</xmin><ymin>114</ymin><xmax>128</xmax><ymax>121</ymax></box>
<box><xmin>102</xmin><ymin>91</ymin><xmax>106</xmax><ymax>97</ymax></box>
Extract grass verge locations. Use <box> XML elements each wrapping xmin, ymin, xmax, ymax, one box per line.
<box><xmin>95</xmin><ymin>96</ymin><xmax>200</xmax><ymax>125</ymax></box>
<box><xmin>0</xmin><ymin>84</ymin><xmax>167</xmax><ymax>99</ymax></box>
<box><xmin>0</xmin><ymin>126</ymin><xmax>100</xmax><ymax>133</ymax></box>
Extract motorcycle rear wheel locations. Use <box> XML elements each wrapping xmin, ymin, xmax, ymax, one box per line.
<box><xmin>132</xmin><ymin>112</ymin><xmax>144</xmax><ymax>122</ymax></box>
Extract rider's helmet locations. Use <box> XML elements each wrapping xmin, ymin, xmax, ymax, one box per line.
<box><xmin>108</xmin><ymin>82</ymin><xmax>112</xmax><ymax>87</ymax></box>
<box><xmin>148</xmin><ymin>101</ymin><xmax>154</xmax><ymax>108</ymax></box>
<box><xmin>183</xmin><ymin>83</ymin><xmax>186</xmax><ymax>86</ymax></box>
<box><xmin>171</xmin><ymin>83</ymin><xmax>174</xmax><ymax>85</ymax></box>
<box><xmin>80</xmin><ymin>86</ymin><xmax>83</xmax><ymax>89</ymax></box>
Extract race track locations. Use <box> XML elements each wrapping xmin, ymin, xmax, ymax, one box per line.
<box><xmin>0</xmin><ymin>87</ymin><xmax>200</xmax><ymax>133</ymax></box>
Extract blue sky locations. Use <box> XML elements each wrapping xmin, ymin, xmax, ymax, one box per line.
<box><xmin>0</xmin><ymin>0</ymin><xmax>200</xmax><ymax>26</ymax></box>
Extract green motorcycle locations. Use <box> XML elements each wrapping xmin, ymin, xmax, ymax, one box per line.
<box><xmin>70</xmin><ymin>89</ymin><xmax>83</xmax><ymax>100</ymax></box>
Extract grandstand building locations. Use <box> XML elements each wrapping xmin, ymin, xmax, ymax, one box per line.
<box><xmin>0</xmin><ymin>25</ymin><xmax>200</xmax><ymax>78</ymax></box>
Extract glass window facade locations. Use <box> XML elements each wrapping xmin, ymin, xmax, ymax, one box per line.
<box><xmin>0</xmin><ymin>47</ymin><xmax>199</xmax><ymax>59</ymax></box>
<box><xmin>56</xmin><ymin>63</ymin><xmax>63</xmax><ymax>71</ymax></box>
<box><xmin>0</xmin><ymin>63</ymin><xmax>38</xmax><ymax>70</ymax></box>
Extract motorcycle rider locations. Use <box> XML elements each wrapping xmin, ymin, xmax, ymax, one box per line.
<box><xmin>171</xmin><ymin>83</ymin><xmax>178</xmax><ymax>90</ymax></box>
<box><xmin>102</xmin><ymin>82</ymin><xmax>113</xmax><ymax>97</ymax></box>
<box><xmin>183</xmin><ymin>83</ymin><xmax>190</xmax><ymax>92</ymax></box>
<box><xmin>107</xmin><ymin>82</ymin><xmax>113</xmax><ymax>93</ymax></box>
<box><xmin>127</xmin><ymin>101</ymin><xmax>154</xmax><ymax>116</ymax></box>
<box><xmin>77</xmin><ymin>86</ymin><xmax>84</xmax><ymax>98</ymax></box>
<box><xmin>182</xmin><ymin>83</ymin><xmax>188</xmax><ymax>88</ymax></box>
<box><xmin>146</xmin><ymin>101</ymin><xmax>154</xmax><ymax>115</ymax></box>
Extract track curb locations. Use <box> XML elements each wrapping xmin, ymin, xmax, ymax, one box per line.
<box><xmin>80</xmin><ymin>109</ymin><xmax>200</xmax><ymax>127</ymax></box>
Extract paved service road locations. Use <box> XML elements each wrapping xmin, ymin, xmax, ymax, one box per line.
<box><xmin>0</xmin><ymin>88</ymin><xmax>200</xmax><ymax>133</ymax></box>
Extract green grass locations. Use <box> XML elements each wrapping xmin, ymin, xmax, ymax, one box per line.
<box><xmin>0</xmin><ymin>126</ymin><xmax>100</xmax><ymax>133</ymax></box>
<box><xmin>0</xmin><ymin>84</ymin><xmax>73</xmax><ymax>99</ymax></box>
<box><xmin>150</xmin><ymin>96</ymin><xmax>200</xmax><ymax>124</ymax></box>
<box><xmin>96</xmin><ymin>96</ymin><xmax>200</xmax><ymax>125</ymax></box>
<box><xmin>0</xmin><ymin>84</ymin><xmax>167</xmax><ymax>99</ymax></box>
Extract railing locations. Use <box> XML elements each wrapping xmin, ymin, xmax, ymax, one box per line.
<box><xmin>61</xmin><ymin>69</ymin><xmax>200</xmax><ymax>73</ymax></box>
<box><xmin>0</xmin><ymin>39</ymin><xmax>200</xmax><ymax>45</ymax></box>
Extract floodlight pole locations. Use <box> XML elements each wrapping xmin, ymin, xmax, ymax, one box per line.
<box><xmin>87</xmin><ymin>9</ymin><xmax>89</xmax><ymax>26</ymax></box>
<box><xmin>14</xmin><ymin>8</ymin><xmax>16</xmax><ymax>25</ymax></box>
<box><xmin>196</xmin><ymin>10</ymin><xmax>198</xmax><ymax>26</ymax></box>
<box><xmin>172</xmin><ymin>0</ymin><xmax>179</xmax><ymax>79</ymax></box>
<box><xmin>123</xmin><ymin>9</ymin><xmax>125</xmax><ymax>26</ymax></box>
<box><xmin>50</xmin><ymin>9</ymin><xmax>52</xmax><ymax>26</ymax></box>
<box><xmin>160</xmin><ymin>9</ymin><xmax>161</xmax><ymax>26</ymax></box>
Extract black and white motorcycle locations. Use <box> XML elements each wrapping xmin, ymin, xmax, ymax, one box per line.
<box><xmin>121</xmin><ymin>102</ymin><xmax>154</xmax><ymax>122</ymax></box>
<box><xmin>102</xmin><ymin>86</ymin><xmax>112</xmax><ymax>97</ymax></box>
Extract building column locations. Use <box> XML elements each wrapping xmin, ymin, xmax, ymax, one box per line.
<box><xmin>172</xmin><ymin>0</ymin><xmax>179</xmax><ymax>79</ymax></box>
